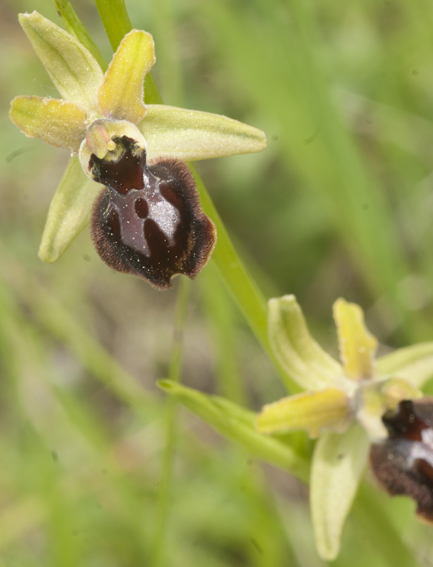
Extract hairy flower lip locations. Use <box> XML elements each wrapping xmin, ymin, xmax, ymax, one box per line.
<box><xmin>370</xmin><ymin>398</ymin><xmax>433</xmax><ymax>524</ymax></box>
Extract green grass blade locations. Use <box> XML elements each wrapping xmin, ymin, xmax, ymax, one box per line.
<box><xmin>151</xmin><ymin>278</ymin><xmax>190</xmax><ymax>567</ymax></box>
<box><xmin>53</xmin><ymin>0</ymin><xmax>107</xmax><ymax>70</ymax></box>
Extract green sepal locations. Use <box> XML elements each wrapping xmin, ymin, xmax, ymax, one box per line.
<box><xmin>377</xmin><ymin>342</ymin><xmax>433</xmax><ymax>389</ymax></box>
<box><xmin>257</xmin><ymin>388</ymin><xmax>351</xmax><ymax>438</ymax></box>
<box><xmin>39</xmin><ymin>156</ymin><xmax>101</xmax><ymax>262</ymax></box>
<box><xmin>19</xmin><ymin>11</ymin><xmax>103</xmax><ymax>115</ymax></box>
<box><xmin>268</xmin><ymin>295</ymin><xmax>348</xmax><ymax>391</ymax></box>
<box><xmin>158</xmin><ymin>379</ymin><xmax>309</xmax><ymax>482</ymax></box>
<box><xmin>310</xmin><ymin>424</ymin><xmax>369</xmax><ymax>560</ymax></box>
<box><xmin>139</xmin><ymin>105</ymin><xmax>267</xmax><ymax>162</ymax></box>
<box><xmin>9</xmin><ymin>96</ymin><xmax>87</xmax><ymax>153</ymax></box>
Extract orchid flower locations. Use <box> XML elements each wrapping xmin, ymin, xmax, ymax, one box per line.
<box><xmin>10</xmin><ymin>12</ymin><xmax>266</xmax><ymax>287</ymax></box>
<box><xmin>257</xmin><ymin>295</ymin><xmax>433</xmax><ymax>560</ymax></box>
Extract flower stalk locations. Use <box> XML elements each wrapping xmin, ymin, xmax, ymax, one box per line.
<box><xmin>9</xmin><ymin>6</ymin><xmax>293</xmax><ymax>384</ymax></box>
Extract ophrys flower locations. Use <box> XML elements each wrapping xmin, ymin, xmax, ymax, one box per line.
<box><xmin>257</xmin><ymin>295</ymin><xmax>433</xmax><ymax>559</ymax></box>
<box><xmin>10</xmin><ymin>12</ymin><xmax>266</xmax><ymax>288</ymax></box>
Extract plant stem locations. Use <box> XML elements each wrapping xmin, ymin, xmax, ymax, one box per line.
<box><xmin>194</xmin><ymin>169</ymin><xmax>294</xmax><ymax>387</ymax></box>
<box><xmin>199</xmin><ymin>262</ymin><xmax>247</xmax><ymax>405</ymax></box>
<box><xmin>94</xmin><ymin>0</ymin><xmax>132</xmax><ymax>51</ymax></box>
<box><xmin>151</xmin><ymin>277</ymin><xmax>190</xmax><ymax>567</ymax></box>
<box><xmin>93</xmin><ymin>0</ymin><xmax>295</xmax><ymax>390</ymax></box>
<box><xmin>54</xmin><ymin>0</ymin><xmax>107</xmax><ymax>70</ymax></box>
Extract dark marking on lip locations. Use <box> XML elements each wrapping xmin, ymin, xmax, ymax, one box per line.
<box><xmin>90</xmin><ymin>135</ymin><xmax>216</xmax><ymax>289</ymax></box>
<box><xmin>370</xmin><ymin>398</ymin><xmax>433</xmax><ymax>524</ymax></box>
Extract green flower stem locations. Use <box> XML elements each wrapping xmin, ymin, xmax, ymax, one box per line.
<box><xmin>192</xmin><ymin>169</ymin><xmax>274</xmax><ymax>369</ymax></box>
<box><xmin>53</xmin><ymin>0</ymin><xmax>162</xmax><ymax>105</ymax></box>
<box><xmin>151</xmin><ymin>277</ymin><xmax>190</xmax><ymax>567</ymax></box>
<box><xmin>93</xmin><ymin>0</ymin><xmax>294</xmax><ymax>390</ymax></box>
<box><xmin>199</xmin><ymin>261</ymin><xmax>247</xmax><ymax>405</ymax></box>
<box><xmin>54</xmin><ymin>0</ymin><xmax>107</xmax><ymax>70</ymax></box>
<box><xmin>50</xmin><ymin>3</ymin><xmax>290</xmax><ymax>382</ymax></box>
<box><xmin>55</xmin><ymin>0</ymin><xmax>290</xmax><ymax>387</ymax></box>
<box><xmin>143</xmin><ymin>71</ymin><xmax>164</xmax><ymax>105</ymax></box>
<box><xmin>94</xmin><ymin>0</ymin><xmax>132</xmax><ymax>51</ymax></box>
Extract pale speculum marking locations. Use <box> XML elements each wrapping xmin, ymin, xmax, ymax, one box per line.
<box><xmin>106</xmin><ymin>170</ymin><xmax>181</xmax><ymax>257</ymax></box>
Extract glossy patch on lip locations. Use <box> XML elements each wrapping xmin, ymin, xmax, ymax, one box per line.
<box><xmin>90</xmin><ymin>135</ymin><xmax>216</xmax><ymax>289</ymax></box>
<box><xmin>370</xmin><ymin>398</ymin><xmax>433</xmax><ymax>523</ymax></box>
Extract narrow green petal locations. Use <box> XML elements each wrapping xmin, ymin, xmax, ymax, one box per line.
<box><xmin>311</xmin><ymin>425</ymin><xmax>369</xmax><ymax>561</ymax></box>
<box><xmin>377</xmin><ymin>342</ymin><xmax>433</xmax><ymax>388</ymax></box>
<box><xmin>333</xmin><ymin>298</ymin><xmax>377</xmax><ymax>381</ymax></box>
<box><xmin>158</xmin><ymin>379</ymin><xmax>309</xmax><ymax>482</ymax></box>
<box><xmin>39</xmin><ymin>156</ymin><xmax>102</xmax><ymax>262</ymax></box>
<box><xmin>98</xmin><ymin>30</ymin><xmax>153</xmax><ymax>123</ymax></box>
<box><xmin>138</xmin><ymin>105</ymin><xmax>267</xmax><ymax>162</ymax></box>
<box><xmin>257</xmin><ymin>388</ymin><xmax>351</xmax><ymax>438</ymax></box>
<box><xmin>268</xmin><ymin>295</ymin><xmax>347</xmax><ymax>391</ymax></box>
<box><xmin>19</xmin><ymin>12</ymin><xmax>103</xmax><ymax>114</ymax></box>
<box><xmin>10</xmin><ymin>96</ymin><xmax>87</xmax><ymax>153</ymax></box>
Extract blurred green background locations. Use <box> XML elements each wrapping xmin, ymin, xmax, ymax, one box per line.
<box><xmin>1</xmin><ymin>0</ymin><xmax>433</xmax><ymax>565</ymax></box>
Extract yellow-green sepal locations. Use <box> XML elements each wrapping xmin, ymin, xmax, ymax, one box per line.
<box><xmin>311</xmin><ymin>424</ymin><xmax>369</xmax><ymax>561</ymax></box>
<box><xmin>19</xmin><ymin>11</ymin><xmax>103</xmax><ymax>115</ymax></box>
<box><xmin>377</xmin><ymin>342</ymin><xmax>433</xmax><ymax>389</ymax></box>
<box><xmin>139</xmin><ymin>105</ymin><xmax>267</xmax><ymax>162</ymax></box>
<box><xmin>158</xmin><ymin>380</ymin><xmax>309</xmax><ymax>482</ymax></box>
<box><xmin>39</xmin><ymin>156</ymin><xmax>101</xmax><ymax>262</ymax></box>
<box><xmin>98</xmin><ymin>30</ymin><xmax>154</xmax><ymax>123</ymax></box>
<box><xmin>333</xmin><ymin>298</ymin><xmax>377</xmax><ymax>381</ymax></box>
<box><xmin>9</xmin><ymin>96</ymin><xmax>87</xmax><ymax>153</ymax></box>
<box><xmin>257</xmin><ymin>388</ymin><xmax>351</xmax><ymax>438</ymax></box>
<box><xmin>267</xmin><ymin>295</ymin><xmax>347</xmax><ymax>391</ymax></box>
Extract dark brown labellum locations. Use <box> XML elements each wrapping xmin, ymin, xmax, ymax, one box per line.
<box><xmin>370</xmin><ymin>398</ymin><xmax>433</xmax><ymax>523</ymax></box>
<box><xmin>90</xmin><ymin>135</ymin><xmax>216</xmax><ymax>289</ymax></box>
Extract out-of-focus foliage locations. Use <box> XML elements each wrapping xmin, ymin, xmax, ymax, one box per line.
<box><xmin>1</xmin><ymin>0</ymin><xmax>433</xmax><ymax>565</ymax></box>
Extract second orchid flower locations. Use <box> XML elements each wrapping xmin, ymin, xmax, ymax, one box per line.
<box><xmin>257</xmin><ymin>295</ymin><xmax>433</xmax><ymax>560</ymax></box>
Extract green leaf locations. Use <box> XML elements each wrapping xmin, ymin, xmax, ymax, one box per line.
<box><xmin>158</xmin><ymin>379</ymin><xmax>309</xmax><ymax>481</ymax></box>
<box><xmin>268</xmin><ymin>295</ymin><xmax>347</xmax><ymax>391</ymax></box>
<box><xmin>10</xmin><ymin>96</ymin><xmax>87</xmax><ymax>152</ymax></box>
<box><xmin>98</xmin><ymin>30</ymin><xmax>154</xmax><ymax>123</ymax></box>
<box><xmin>19</xmin><ymin>11</ymin><xmax>103</xmax><ymax>115</ymax></box>
<box><xmin>310</xmin><ymin>424</ymin><xmax>369</xmax><ymax>560</ymax></box>
<box><xmin>377</xmin><ymin>342</ymin><xmax>433</xmax><ymax>388</ymax></box>
<box><xmin>139</xmin><ymin>105</ymin><xmax>267</xmax><ymax>162</ymax></box>
<box><xmin>38</xmin><ymin>156</ymin><xmax>101</xmax><ymax>262</ymax></box>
